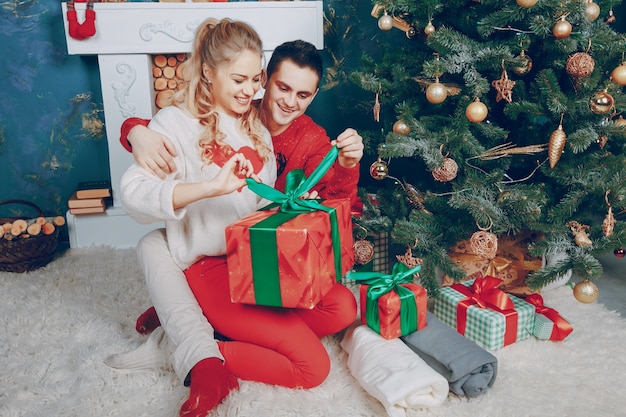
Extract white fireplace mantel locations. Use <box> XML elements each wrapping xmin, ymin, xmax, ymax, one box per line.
<box><xmin>61</xmin><ymin>1</ymin><xmax>323</xmax><ymax>248</ymax></box>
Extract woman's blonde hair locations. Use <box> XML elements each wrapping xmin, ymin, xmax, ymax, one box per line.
<box><xmin>169</xmin><ymin>18</ymin><xmax>271</xmax><ymax>165</ymax></box>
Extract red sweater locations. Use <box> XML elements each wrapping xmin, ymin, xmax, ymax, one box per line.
<box><xmin>120</xmin><ymin>115</ymin><xmax>362</xmax><ymax>212</ymax></box>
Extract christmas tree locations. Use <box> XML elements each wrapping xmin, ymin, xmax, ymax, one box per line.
<box><xmin>351</xmin><ymin>0</ymin><xmax>626</xmax><ymax>300</ymax></box>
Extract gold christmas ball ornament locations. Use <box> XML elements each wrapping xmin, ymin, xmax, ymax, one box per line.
<box><xmin>378</xmin><ymin>12</ymin><xmax>394</xmax><ymax>31</ymax></box>
<box><xmin>573</xmin><ymin>280</ymin><xmax>599</xmax><ymax>304</ymax></box>
<box><xmin>426</xmin><ymin>80</ymin><xmax>448</xmax><ymax>104</ymax></box>
<box><xmin>565</xmin><ymin>52</ymin><xmax>595</xmax><ymax>78</ymax></box>
<box><xmin>584</xmin><ymin>1</ymin><xmax>601</xmax><ymax>22</ymax></box>
<box><xmin>589</xmin><ymin>91</ymin><xmax>615</xmax><ymax>114</ymax></box>
<box><xmin>393</xmin><ymin>120</ymin><xmax>411</xmax><ymax>135</ymax></box>
<box><xmin>516</xmin><ymin>0</ymin><xmax>538</xmax><ymax>7</ymax></box>
<box><xmin>553</xmin><ymin>17</ymin><xmax>572</xmax><ymax>39</ymax></box>
<box><xmin>512</xmin><ymin>51</ymin><xmax>533</xmax><ymax>76</ymax></box>
<box><xmin>465</xmin><ymin>99</ymin><xmax>488</xmax><ymax>123</ymax></box>
<box><xmin>424</xmin><ymin>21</ymin><xmax>435</xmax><ymax>36</ymax></box>
<box><xmin>548</xmin><ymin>123</ymin><xmax>567</xmax><ymax>169</ymax></box>
<box><xmin>369</xmin><ymin>158</ymin><xmax>389</xmax><ymax>180</ymax></box>
<box><xmin>610</xmin><ymin>64</ymin><xmax>626</xmax><ymax>86</ymax></box>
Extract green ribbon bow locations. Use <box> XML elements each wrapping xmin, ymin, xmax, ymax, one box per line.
<box><xmin>243</xmin><ymin>146</ymin><xmax>344</xmax><ymax>306</ymax></box>
<box><xmin>345</xmin><ymin>262</ymin><xmax>422</xmax><ymax>335</ymax></box>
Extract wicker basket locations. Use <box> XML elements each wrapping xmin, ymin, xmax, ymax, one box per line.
<box><xmin>0</xmin><ymin>200</ymin><xmax>61</xmax><ymax>273</ymax></box>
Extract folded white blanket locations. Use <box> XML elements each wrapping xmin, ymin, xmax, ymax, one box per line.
<box><xmin>340</xmin><ymin>324</ymin><xmax>449</xmax><ymax>417</ymax></box>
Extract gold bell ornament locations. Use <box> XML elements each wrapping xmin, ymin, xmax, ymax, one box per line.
<box><xmin>548</xmin><ymin>115</ymin><xmax>567</xmax><ymax>169</ymax></box>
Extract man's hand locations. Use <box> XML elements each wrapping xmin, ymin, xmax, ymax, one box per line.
<box><xmin>128</xmin><ymin>125</ymin><xmax>178</xmax><ymax>179</ymax></box>
<box><xmin>332</xmin><ymin>128</ymin><xmax>364</xmax><ymax>169</ymax></box>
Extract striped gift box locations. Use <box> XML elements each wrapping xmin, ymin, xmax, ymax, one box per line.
<box><xmin>433</xmin><ymin>278</ymin><xmax>535</xmax><ymax>350</ymax></box>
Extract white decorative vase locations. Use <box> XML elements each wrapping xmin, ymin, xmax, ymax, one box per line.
<box><xmin>540</xmin><ymin>252</ymin><xmax>572</xmax><ymax>291</ymax></box>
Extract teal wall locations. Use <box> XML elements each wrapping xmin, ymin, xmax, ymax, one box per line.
<box><xmin>0</xmin><ymin>1</ymin><xmax>109</xmax><ymax>228</ymax></box>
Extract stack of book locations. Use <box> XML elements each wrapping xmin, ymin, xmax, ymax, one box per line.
<box><xmin>68</xmin><ymin>180</ymin><xmax>112</xmax><ymax>215</ymax></box>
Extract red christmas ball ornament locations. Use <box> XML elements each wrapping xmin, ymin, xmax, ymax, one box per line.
<box><xmin>614</xmin><ymin>247</ymin><xmax>625</xmax><ymax>258</ymax></box>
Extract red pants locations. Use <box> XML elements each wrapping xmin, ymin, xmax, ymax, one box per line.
<box><xmin>185</xmin><ymin>256</ymin><xmax>357</xmax><ymax>389</ymax></box>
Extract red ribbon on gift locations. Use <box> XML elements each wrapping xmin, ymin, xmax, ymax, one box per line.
<box><xmin>451</xmin><ymin>275</ymin><xmax>518</xmax><ymax>347</ymax></box>
<box><xmin>525</xmin><ymin>293</ymin><xmax>573</xmax><ymax>341</ymax></box>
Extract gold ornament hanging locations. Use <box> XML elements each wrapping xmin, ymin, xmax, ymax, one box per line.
<box><xmin>606</xmin><ymin>8</ymin><xmax>616</xmax><ymax>24</ymax></box>
<box><xmin>603</xmin><ymin>191</ymin><xmax>615</xmax><ymax>237</ymax></box>
<box><xmin>396</xmin><ymin>246</ymin><xmax>423</xmax><ymax>269</ymax></box>
<box><xmin>424</xmin><ymin>21</ymin><xmax>435</xmax><ymax>36</ymax></box>
<box><xmin>373</xmin><ymin>84</ymin><xmax>381</xmax><ymax>122</ymax></box>
<box><xmin>353</xmin><ymin>225</ymin><xmax>375</xmax><ymax>265</ymax></box>
<box><xmin>584</xmin><ymin>0</ymin><xmax>601</xmax><ymax>22</ymax></box>
<box><xmin>369</xmin><ymin>157</ymin><xmax>389</xmax><ymax>180</ymax></box>
<box><xmin>393</xmin><ymin>119</ymin><xmax>411</xmax><ymax>135</ymax></box>
<box><xmin>470</xmin><ymin>219</ymin><xmax>498</xmax><ymax>260</ymax></box>
<box><xmin>512</xmin><ymin>50</ymin><xmax>533</xmax><ymax>76</ymax></box>
<box><xmin>611</xmin><ymin>63</ymin><xmax>626</xmax><ymax>85</ymax></box>
<box><xmin>553</xmin><ymin>16</ymin><xmax>572</xmax><ymax>39</ymax></box>
<box><xmin>378</xmin><ymin>12</ymin><xmax>394</xmax><ymax>31</ymax></box>
<box><xmin>548</xmin><ymin>117</ymin><xmax>567</xmax><ymax>169</ymax></box>
<box><xmin>466</xmin><ymin>98</ymin><xmax>489</xmax><ymax>122</ymax></box>
<box><xmin>565</xmin><ymin>52</ymin><xmax>595</xmax><ymax>79</ymax></box>
<box><xmin>432</xmin><ymin>148</ymin><xmax>458</xmax><ymax>182</ymax></box>
<box><xmin>516</xmin><ymin>0</ymin><xmax>538</xmax><ymax>7</ymax></box>
<box><xmin>491</xmin><ymin>64</ymin><xmax>515</xmax><ymax>103</ymax></box>
<box><xmin>573</xmin><ymin>280</ymin><xmax>599</xmax><ymax>304</ymax></box>
<box><xmin>568</xmin><ymin>221</ymin><xmax>592</xmax><ymax>248</ymax></box>
<box><xmin>400</xmin><ymin>180</ymin><xmax>431</xmax><ymax>214</ymax></box>
<box><xmin>425</xmin><ymin>78</ymin><xmax>448</xmax><ymax>104</ymax></box>
<box><xmin>589</xmin><ymin>91</ymin><xmax>614</xmax><ymax>114</ymax></box>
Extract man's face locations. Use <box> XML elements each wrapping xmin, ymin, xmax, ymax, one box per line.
<box><xmin>261</xmin><ymin>60</ymin><xmax>319</xmax><ymax>136</ymax></box>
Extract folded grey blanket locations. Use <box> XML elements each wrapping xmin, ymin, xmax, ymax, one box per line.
<box><xmin>401</xmin><ymin>311</ymin><xmax>497</xmax><ymax>397</ymax></box>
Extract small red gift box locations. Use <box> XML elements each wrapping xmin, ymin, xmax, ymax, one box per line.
<box><xmin>226</xmin><ymin>198</ymin><xmax>353</xmax><ymax>309</ymax></box>
<box><xmin>359</xmin><ymin>282</ymin><xmax>427</xmax><ymax>340</ymax></box>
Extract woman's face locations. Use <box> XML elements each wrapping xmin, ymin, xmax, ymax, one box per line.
<box><xmin>205</xmin><ymin>49</ymin><xmax>264</xmax><ymax>117</ymax></box>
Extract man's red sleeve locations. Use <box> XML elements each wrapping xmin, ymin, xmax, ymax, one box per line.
<box><xmin>323</xmin><ymin>162</ymin><xmax>363</xmax><ymax>214</ymax></box>
<box><xmin>120</xmin><ymin>117</ymin><xmax>151</xmax><ymax>153</ymax></box>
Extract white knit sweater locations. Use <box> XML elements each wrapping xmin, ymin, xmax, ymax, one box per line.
<box><xmin>121</xmin><ymin>106</ymin><xmax>276</xmax><ymax>270</ymax></box>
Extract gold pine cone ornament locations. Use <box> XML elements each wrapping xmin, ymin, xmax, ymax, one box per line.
<box><xmin>548</xmin><ymin>123</ymin><xmax>567</xmax><ymax>168</ymax></box>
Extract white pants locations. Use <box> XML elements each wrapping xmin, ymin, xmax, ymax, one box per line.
<box><xmin>136</xmin><ymin>228</ymin><xmax>223</xmax><ymax>382</ymax></box>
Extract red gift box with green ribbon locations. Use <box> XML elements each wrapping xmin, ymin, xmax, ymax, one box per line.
<box><xmin>225</xmin><ymin>146</ymin><xmax>354</xmax><ymax>309</ymax></box>
<box><xmin>346</xmin><ymin>263</ymin><xmax>427</xmax><ymax>339</ymax></box>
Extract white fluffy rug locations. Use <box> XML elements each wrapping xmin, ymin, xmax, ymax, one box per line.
<box><xmin>1</xmin><ymin>247</ymin><xmax>625</xmax><ymax>417</ymax></box>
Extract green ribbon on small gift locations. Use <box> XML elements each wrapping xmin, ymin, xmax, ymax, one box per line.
<box><xmin>345</xmin><ymin>262</ymin><xmax>422</xmax><ymax>335</ymax></box>
<box><xmin>244</xmin><ymin>146</ymin><xmax>343</xmax><ymax>307</ymax></box>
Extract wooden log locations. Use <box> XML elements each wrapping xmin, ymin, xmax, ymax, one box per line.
<box><xmin>162</xmin><ymin>66</ymin><xmax>176</xmax><ymax>79</ymax></box>
<box><xmin>154</xmin><ymin>77</ymin><xmax>168</xmax><ymax>91</ymax></box>
<box><xmin>153</xmin><ymin>55</ymin><xmax>167</xmax><ymax>68</ymax></box>
<box><xmin>156</xmin><ymin>90</ymin><xmax>175</xmax><ymax>109</ymax></box>
<box><xmin>167</xmin><ymin>56</ymin><xmax>178</xmax><ymax>67</ymax></box>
